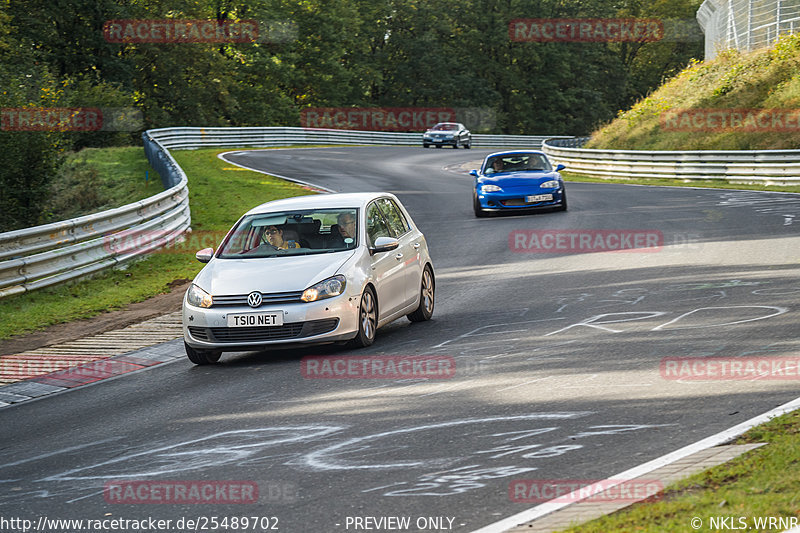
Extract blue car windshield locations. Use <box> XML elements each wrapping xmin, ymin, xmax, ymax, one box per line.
<box><xmin>217</xmin><ymin>208</ymin><xmax>358</xmax><ymax>259</ymax></box>
<box><xmin>485</xmin><ymin>154</ymin><xmax>552</xmax><ymax>174</ymax></box>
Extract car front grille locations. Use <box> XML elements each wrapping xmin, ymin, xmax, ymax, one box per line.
<box><xmin>500</xmin><ymin>199</ymin><xmax>529</xmax><ymax>206</ymax></box>
<box><xmin>211</xmin><ymin>291</ymin><xmax>305</xmax><ymax>307</ymax></box>
<box><xmin>500</xmin><ymin>198</ymin><xmax>553</xmax><ymax>206</ymax></box>
<box><xmin>188</xmin><ymin>318</ymin><xmax>339</xmax><ymax>344</ymax></box>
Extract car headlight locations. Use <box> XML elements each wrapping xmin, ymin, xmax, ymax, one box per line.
<box><xmin>301</xmin><ymin>275</ymin><xmax>346</xmax><ymax>302</ymax></box>
<box><xmin>540</xmin><ymin>180</ymin><xmax>560</xmax><ymax>188</ymax></box>
<box><xmin>186</xmin><ymin>284</ymin><xmax>213</xmax><ymax>308</ymax></box>
<box><xmin>481</xmin><ymin>184</ymin><xmax>502</xmax><ymax>193</ymax></box>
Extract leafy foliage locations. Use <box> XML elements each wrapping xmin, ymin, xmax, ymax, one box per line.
<box><xmin>0</xmin><ymin>0</ymin><xmax>703</xmax><ymax>229</ymax></box>
<box><xmin>589</xmin><ymin>33</ymin><xmax>800</xmax><ymax>150</ymax></box>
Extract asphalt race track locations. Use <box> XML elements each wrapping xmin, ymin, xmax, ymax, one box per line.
<box><xmin>2</xmin><ymin>146</ymin><xmax>800</xmax><ymax>532</ymax></box>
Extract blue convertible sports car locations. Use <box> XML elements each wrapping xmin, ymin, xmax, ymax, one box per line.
<box><xmin>470</xmin><ymin>151</ymin><xmax>567</xmax><ymax>217</ymax></box>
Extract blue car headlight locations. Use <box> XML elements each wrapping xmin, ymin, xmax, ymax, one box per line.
<box><xmin>540</xmin><ymin>180</ymin><xmax>560</xmax><ymax>189</ymax></box>
<box><xmin>302</xmin><ymin>275</ymin><xmax>346</xmax><ymax>302</ymax></box>
<box><xmin>481</xmin><ymin>184</ymin><xmax>503</xmax><ymax>193</ymax></box>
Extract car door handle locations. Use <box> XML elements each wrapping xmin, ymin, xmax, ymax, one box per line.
<box><xmin>395</xmin><ymin>253</ymin><xmax>404</xmax><ymax>260</ymax></box>
<box><xmin>413</xmin><ymin>242</ymin><xmax>421</xmax><ymax>250</ymax></box>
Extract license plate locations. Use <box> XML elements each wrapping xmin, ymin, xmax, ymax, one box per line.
<box><xmin>525</xmin><ymin>194</ymin><xmax>553</xmax><ymax>203</ymax></box>
<box><xmin>227</xmin><ymin>312</ymin><xmax>284</xmax><ymax>327</ymax></box>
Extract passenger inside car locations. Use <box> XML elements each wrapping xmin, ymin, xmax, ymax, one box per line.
<box><xmin>336</xmin><ymin>212</ymin><xmax>356</xmax><ymax>239</ymax></box>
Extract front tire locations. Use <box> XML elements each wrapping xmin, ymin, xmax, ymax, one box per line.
<box><xmin>348</xmin><ymin>286</ymin><xmax>377</xmax><ymax>348</ymax></box>
<box><xmin>185</xmin><ymin>342</ymin><xmax>222</xmax><ymax>365</ymax></box>
<box><xmin>452</xmin><ymin>140</ymin><xmax>459</xmax><ymax>149</ymax></box>
<box><xmin>473</xmin><ymin>191</ymin><xmax>488</xmax><ymax>218</ymax></box>
<box><xmin>558</xmin><ymin>189</ymin><xmax>568</xmax><ymax>211</ymax></box>
<box><xmin>423</xmin><ymin>143</ymin><xmax>429</xmax><ymax>148</ymax></box>
<box><xmin>407</xmin><ymin>266</ymin><xmax>435</xmax><ymax>322</ymax></box>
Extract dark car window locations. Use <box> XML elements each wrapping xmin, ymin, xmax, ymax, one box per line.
<box><xmin>217</xmin><ymin>208</ymin><xmax>358</xmax><ymax>258</ymax></box>
<box><xmin>484</xmin><ymin>154</ymin><xmax>552</xmax><ymax>173</ymax></box>
<box><xmin>376</xmin><ymin>198</ymin><xmax>410</xmax><ymax>237</ymax></box>
<box><xmin>366</xmin><ymin>202</ymin><xmax>393</xmax><ymax>246</ymax></box>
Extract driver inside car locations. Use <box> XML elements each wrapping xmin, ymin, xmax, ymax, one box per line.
<box><xmin>264</xmin><ymin>225</ymin><xmax>300</xmax><ymax>249</ymax></box>
<box><xmin>486</xmin><ymin>158</ymin><xmax>505</xmax><ymax>174</ymax></box>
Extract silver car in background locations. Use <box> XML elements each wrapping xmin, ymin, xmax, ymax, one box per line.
<box><xmin>182</xmin><ymin>192</ymin><xmax>435</xmax><ymax>364</ymax></box>
<box><xmin>422</xmin><ymin>122</ymin><xmax>471</xmax><ymax>149</ymax></box>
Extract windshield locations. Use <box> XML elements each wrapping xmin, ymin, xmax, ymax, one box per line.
<box><xmin>217</xmin><ymin>208</ymin><xmax>358</xmax><ymax>258</ymax></box>
<box><xmin>431</xmin><ymin>123</ymin><xmax>458</xmax><ymax>131</ymax></box>
<box><xmin>484</xmin><ymin>154</ymin><xmax>552</xmax><ymax>174</ymax></box>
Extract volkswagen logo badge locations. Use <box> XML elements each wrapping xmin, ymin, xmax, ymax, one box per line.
<box><xmin>247</xmin><ymin>292</ymin><xmax>263</xmax><ymax>308</ymax></box>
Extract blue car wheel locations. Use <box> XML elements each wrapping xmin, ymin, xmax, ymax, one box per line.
<box><xmin>473</xmin><ymin>191</ymin><xmax>488</xmax><ymax>218</ymax></box>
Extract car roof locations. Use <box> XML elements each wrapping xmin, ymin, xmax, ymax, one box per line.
<box><xmin>245</xmin><ymin>192</ymin><xmax>397</xmax><ymax>216</ymax></box>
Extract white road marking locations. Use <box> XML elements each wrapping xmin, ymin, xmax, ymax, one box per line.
<box><xmin>652</xmin><ymin>305</ymin><xmax>788</xmax><ymax>330</ymax></box>
<box><xmin>469</xmin><ymin>395</ymin><xmax>800</xmax><ymax>533</ymax></box>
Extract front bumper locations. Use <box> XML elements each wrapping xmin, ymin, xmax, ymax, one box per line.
<box><xmin>477</xmin><ymin>188</ymin><xmax>564</xmax><ymax>210</ymax></box>
<box><xmin>183</xmin><ymin>293</ymin><xmax>360</xmax><ymax>351</ymax></box>
<box><xmin>423</xmin><ymin>136</ymin><xmax>456</xmax><ymax>145</ymax></box>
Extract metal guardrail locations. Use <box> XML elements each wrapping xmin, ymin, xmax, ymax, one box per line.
<box><xmin>543</xmin><ymin>137</ymin><xmax>800</xmax><ymax>184</ymax></box>
<box><xmin>6</xmin><ymin>123</ymin><xmax>800</xmax><ymax>300</ymax></box>
<box><xmin>0</xmin><ymin>133</ymin><xmax>191</xmax><ymax>298</ymax></box>
<box><xmin>146</xmin><ymin>126</ymin><xmax>572</xmax><ymax>150</ymax></box>
<box><xmin>0</xmin><ymin>126</ymin><xmax>567</xmax><ymax>299</ymax></box>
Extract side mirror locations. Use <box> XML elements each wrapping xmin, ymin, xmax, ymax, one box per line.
<box><xmin>195</xmin><ymin>248</ymin><xmax>214</xmax><ymax>263</ymax></box>
<box><xmin>469</xmin><ymin>169</ymin><xmax>479</xmax><ymax>177</ymax></box>
<box><xmin>555</xmin><ymin>164</ymin><xmax>566</xmax><ymax>172</ymax></box>
<box><xmin>370</xmin><ymin>236</ymin><xmax>400</xmax><ymax>255</ymax></box>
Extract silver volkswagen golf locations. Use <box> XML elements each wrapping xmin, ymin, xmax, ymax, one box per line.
<box><xmin>182</xmin><ymin>192</ymin><xmax>435</xmax><ymax>364</ymax></box>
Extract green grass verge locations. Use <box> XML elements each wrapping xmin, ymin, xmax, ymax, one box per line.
<box><xmin>562</xmin><ymin>171</ymin><xmax>800</xmax><ymax>194</ymax></box>
<box><xmin>0</xmin><ymin>146</ymin><xmax>314</xmax><ymax>340</ymax></box>
<box><xmin>44</xmin><ymin>146</ymin><xmax>158</xmax><ymax>223</ymax></box>
<box><xmin>561</xmin><ymin>409</ymin><xmax>800</xmax><ymax>532</ymax></box>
